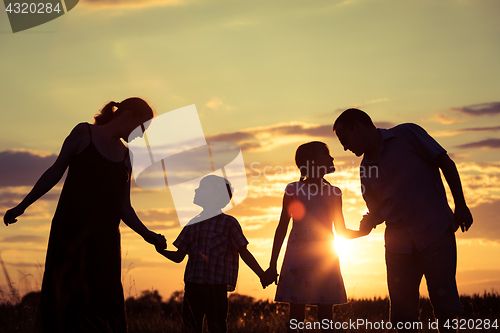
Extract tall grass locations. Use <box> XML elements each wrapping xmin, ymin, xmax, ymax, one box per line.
<box><xmin>2</xmin><ymin>289</ymin><xmax>499</xmax><ymax>332</ymax></box>
<box><xmin>1</xmin><ymin>258</ymin><xmax>499</xmax><ymax>332</ymax></box>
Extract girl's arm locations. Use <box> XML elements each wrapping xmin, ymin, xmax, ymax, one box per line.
<box><xmin>4</xmin><ymin>123</ymin><xmax>87</xmax><ymax>226</ymax></box>
<box><xmin>120</xmin><ymin>162</ymin><xmax>166</xmax><ymax>249</ymax></box>
<box><xmin>264</xmin><ymin>193</ymin><xmax>293</xmax><ymax>285</ymax></box>
<box><xmin>157</xmin><ymin>248</ymin><xmax>186</xmax><ymax>263</ymax></box>
<box><xmin>333</xmin><ymin>193</ymin><xmax>370</xmax><ymax>239</ymax></box>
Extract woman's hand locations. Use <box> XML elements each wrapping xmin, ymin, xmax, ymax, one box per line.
<box><xmin>144</xmin><ymin>231</ymin><xmax>167</xmax><ymax>250</ymax></box>
<box><xmin>3</xmin><ymin>206</ymin><xmax>25</xmax><ymax>226</ymax></box>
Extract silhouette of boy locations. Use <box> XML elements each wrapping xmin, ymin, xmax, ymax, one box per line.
<box><xmin>157</xmin><ymin>175</ymin><xmax>265</xmax><ymax>333</ymax></box>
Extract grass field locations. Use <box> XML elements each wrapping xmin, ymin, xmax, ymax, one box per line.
<box><xmin>1</xmin><ymin>255</ymin><xmax>498</xmax><ymax>332</ymax></box>
<box><xmin>1</xmin><ymin>288</ymin><xmax>499</xmax><ymax>332</ymax></box>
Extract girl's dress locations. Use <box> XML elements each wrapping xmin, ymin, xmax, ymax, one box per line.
<box><xmin>35</xmin><ymin>123</ymin><xmax>129</xmax><ymax>332</ymax></box>
<box><xmin>275</xmin><ymin>181</ymin><xmax>348</xmax><ymax>305</ymax></box>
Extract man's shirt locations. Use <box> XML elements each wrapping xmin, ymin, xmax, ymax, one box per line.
<box><xmin>361</xmin><ymin>123</ymin><xmax>455</xmax><ymax>253</ymax></box>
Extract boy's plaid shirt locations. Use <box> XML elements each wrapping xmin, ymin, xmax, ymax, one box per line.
<box><xmin>173</xmin><ymin>213</ymin><xmax>249</xmax><ymax>291</ymax></box>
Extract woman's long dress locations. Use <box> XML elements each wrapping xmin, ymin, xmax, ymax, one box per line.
<box><xmin>35</xmin><ymin>124</ymin><xmax>130</xmax><ymax>332</ymax></box>
<box><xmin>275</xmin><ymin>181</ymin><xmax>348</xmax><ymax>305</ymax></box>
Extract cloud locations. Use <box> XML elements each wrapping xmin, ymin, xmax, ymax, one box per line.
<box><xmin>320</xmin><ymin>99</ymin><xmax>389</xmax><ymax>118</ymax></box>
<box><xmin>81</xmin><ymin>0</ymin><xmax>183</xmax><ymax>9</ymax></box>
<box><xmin>429</xmin><ymin>114</ymin><xmax>466</xmax><ymax>125</ymax></box>
<box><xmin>0</xmin><ymin>235</ymin><xmax>45</xmax><ymax>243</ymax></box>
<box><xmin>208</xmin><ymin>120</ymin><xmax>398</xmax><ymax>153</ymax></box>
<box><xmin>455</xmin><ymin>138</ymin><xmax>500</xmax><ymax>149</ymax></box>
<box><xmin>450</xmin><ymin>102</ymin><xmax>500</xmax><ymax>116</ymax></box>
<box><xmin>0</xmin><ymin>187</ymin><xmax>60</xmax><ymax>211</ymax></box>
<box><xmin>363</xmin><ymin>98</ymin><xmax>389</xmax><ymax>105</ymax></box>
<box><xmin>206</xmin><ymin>122</ymin><xmax>335</xmax><ymax>152</ymax></box>
<box><xmin>448</xmin><ymin>153</ymin><xmax>470</xmax><ymax>160</ymax></box>
<box><xmin>204</xmin><ymin>97</ymin><xmax>232</xmax><ymax>111</ymax></box>
<box><xmin>134</xmin><ymin>208</ymin><xmax>180</xmax><ymax>230</ymax></box>
<box><xmin>374</xmin><ymin>122</ymin><xmax>395</xmax><ymax>129</ymax></box>
<box><xmin>432</xmin><ymin>126</ymin><xmax>500</xmax><ymax>137</ymax></box>
<box><xmin>459</xmin><ymin>199</ymin><xmax>500</xmax><ymax>241</ymax></box>
<box><xmin>0</xmin><ymin>150</ymin><xmax>57</xmax><ymax>188</ymax></box>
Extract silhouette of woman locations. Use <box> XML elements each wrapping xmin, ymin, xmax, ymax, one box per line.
<box><xmin>3</xmin><ymin>97</ymin><xmax>166</xmax><ymax>332</ymax></box>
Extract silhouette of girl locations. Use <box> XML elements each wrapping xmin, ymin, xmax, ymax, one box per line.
<box><xmin>3</xmin><ymin>97</ymin><xmax>166</xmax><ymax>332</ymax></box>
<box><xmin>264</xmin><ymin>141</ymin><xmax>370</xmax><ymax>332</ymax></box>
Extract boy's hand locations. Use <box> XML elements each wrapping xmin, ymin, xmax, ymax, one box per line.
<box><xmin>147</xmin><ymin>232</ymin><xmax>167</xmax><ymax>251</ymax></box>
<box><xmin>260</xmin><ymin>266</ymin><xmax>278</xmax><ymax>289</ymax></box>
<box><xmin>155</xmin><ymin>243</ymin><xmax>167</xmax><ymax>254</ymax></box>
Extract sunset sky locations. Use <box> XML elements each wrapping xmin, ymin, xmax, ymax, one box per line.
<box><xmin>1</xmin><ymin>0</ymin><xmax>499</xmax><ymax>303</ymax></box>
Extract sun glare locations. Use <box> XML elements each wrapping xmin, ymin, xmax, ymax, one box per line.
<box><xmin>334</xmin><ymin>237</ymin><xmax>355</xmax><ymax>261</ymax></box>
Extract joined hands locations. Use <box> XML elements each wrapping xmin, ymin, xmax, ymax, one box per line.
<box><xmin>145</xmin><ymin>231</ymin><xmax>167</xmax><ymax>251</ymax></box>
<box><xmin>260</xmin><ymin>266</ymin><xmax>278</xmax><ymax>289</ymax></box>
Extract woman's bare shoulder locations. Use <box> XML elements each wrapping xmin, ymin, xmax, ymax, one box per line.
<box><xmin>69</xmin><ymin>122</ymin><xmax>90</xmax><ymax>138</ymax></box>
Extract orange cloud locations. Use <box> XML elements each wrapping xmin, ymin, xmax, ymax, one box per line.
<box><xmin>206</xmin><ymin>122</ymin><xmax>335</xmax><ymax>153</ymax></box>
<box><xmin>429</xmin><ymin>114</ymin><xmax>466</xmax><ymax>125</ymax></box>
<box><xmin>432</xmin><ymin>126</ymin><xmax>500</xmax><ymax>137</ymax></box>
<box><xmin>205</xmin><ymin>97</ymin><xmax>232</xmax><ymax>111</ymax></box>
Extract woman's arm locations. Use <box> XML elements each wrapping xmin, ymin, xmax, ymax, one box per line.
<box><xmin>3</xmin><ymin>123</ymin><xmax>87</xmax><ymax>226</ymax></box>
<box><xmin>332</xmin><ymin>194</ymin><xmax>369</xmax><ymax>239</ymax></box>
<box><xmin>120</xmin><ymin>167</ymin><xmax>166</xmax><ymax>249</ymax></box>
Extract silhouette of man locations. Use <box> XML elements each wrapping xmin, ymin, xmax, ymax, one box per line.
<box><xmin>333</xmin><ymin>108</ymin><xmax>473</xmax><ymax>333</ymax></box>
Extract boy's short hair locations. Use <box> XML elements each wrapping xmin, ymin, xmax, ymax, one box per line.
<box><xmin>203</xmin><ymin>175</ymin><xmax>233</xmax><ymax>208</ymax></box>
<box><xmin>333</xmin><ymin>108</ymin><xmax>376</xmax><ymax>131</ymax></box>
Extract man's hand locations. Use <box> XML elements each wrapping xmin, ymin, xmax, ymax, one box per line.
<box><xmin>359</xmin><ymin>213</ymin><xmax>378</xmax><ymax>234</ymax></box>
<box><xmin>454</xmin><ymin>203</ymin><xmax>473</xmax><ymax>232</ymax></box>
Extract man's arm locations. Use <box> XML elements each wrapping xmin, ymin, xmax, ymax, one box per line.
<box><xmin>436</xmin><ymin>152</ymin><xmax>473</xmax><ymax>232</ymax></box>
<box><xmin>360</xmin><ymin>176</ymin><xmax>385</xmax><ymax>230</ymax></box>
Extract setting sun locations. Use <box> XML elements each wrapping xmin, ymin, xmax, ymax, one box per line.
<box><xmin>333</xmin><ymin>237</ymin><xmax>355</xmax><ymax>261</ymax></box>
